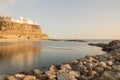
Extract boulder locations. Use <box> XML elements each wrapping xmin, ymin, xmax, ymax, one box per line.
<box><xmin>31</xmin><ymin>69</ymin><xmax>41</xmax><ymax>75</ymax></box>
<box><xmin>15</xmin><ymin>74</ymin><xmax>25</xmax><ymax>79</ymax></box>
<box><xmin>23</xmin><ymin>75</ymin><xmax>36</xmax><ymax>80</ymax></box>
<box><xmin>0</xmin><ymin>75</ymin><xmax>7</xmax><ymax>80</ymax></box>
<box><xmin>61</xmin><ymin>64</ymin><xmax>72</xmax><ymax>70</ymax></box>
<box><xmin>37</xmin><ymin>74</ymin><xmax>46</xmax><ymax>80</ymax></box>
<box><xmin>102</xmin><ymin>71</ymin><xmax>120</xmax><ymax>80</ymax></box>
<box><xmin>112</xmin><ymin>65</ymin><xmax>120</xmax><ymax>71</ymax></box>
<box><xmin>6</xmin><ymin>76</ymin><xmax>17</xmax><ymax>80</ymax></box>
<box><xmin>93</xmin><ymin>67</ymin><xmax>104</xmax><ymax>74</ymax></box>
<box><xmin>69</xmin><ymin>71</ymin><xmax>80</xmax><ymax>78</ymax></box>
<box><xmin>57</xmin><ymin>73</ymin><xmax>76</xmax><ymax>80</ymax></box>
<box><xmin>99</xmin><ymin>62</ymin><xmax>107</xmax><ymax>68</ymax></box>
<box><xmin>49</xmin><ymin>65</ymin><xmax>57</xmax><ymax>71</ymax></box>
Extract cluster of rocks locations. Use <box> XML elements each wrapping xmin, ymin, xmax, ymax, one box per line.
<box><xmin>89</xmin><ymin>40</ymin><xmax>120</xmax><ymax>54</ymax></box>
<box><xmin>0</xmin><ymin>52</ymin><xmax>119</xmax><ymax>80</ymax></box>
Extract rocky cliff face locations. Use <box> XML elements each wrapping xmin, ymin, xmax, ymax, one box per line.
<box><xmin>0</xmin><ymin>16</ymin><xmax>49</xmax><ymax>41</ymax></box>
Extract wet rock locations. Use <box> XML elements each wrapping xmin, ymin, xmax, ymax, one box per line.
<box><xmin>23</xmin><ymin>75</ymin><xmax>36</xmax><ymax>80</ymax></box>
<box><xmin>61</xmin><ymin>64</ymin><xmax>72</xmax><ymax>70</ymax></box>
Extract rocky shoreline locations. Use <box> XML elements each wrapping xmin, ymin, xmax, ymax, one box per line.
<box><xmin>1</xmin><ymin>40</ymin><xmax>120</xmax><ymax>80</ymax></box>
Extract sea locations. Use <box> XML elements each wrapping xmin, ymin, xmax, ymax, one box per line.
<box><xmin>0</xmin><ymin>39</ymin><xmax>112</xmax><ymax>74</ymax></box>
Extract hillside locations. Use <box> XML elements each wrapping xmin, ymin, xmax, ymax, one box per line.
<box><xmin>0</xmin><ymin>16</ymin><xmax>48</xmax><ymax>41</ymax></box>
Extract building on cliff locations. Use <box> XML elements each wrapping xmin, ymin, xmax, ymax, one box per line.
<box><xmin>0</xmin><ymin>16</ymin><xmax>38</xmax><ymax>25</ymax></box>
<box><xmin>0</xmin><ymin>16</ymin><xmax>49</xmax><ymax>41</ymax></box>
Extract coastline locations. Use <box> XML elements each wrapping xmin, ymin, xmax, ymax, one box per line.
<box><xmin>0</xmin><ymin>39</ymin><xmax>49</xmax><ymax>42</ymax></box>
<box><xmin>1</xmin><ymin>40</ymin><xmax>120</xmax><ymax>80</ymax></box>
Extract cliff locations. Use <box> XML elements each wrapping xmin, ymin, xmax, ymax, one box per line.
<box><xmin>0</xmin><ymin>16</ymin><xmax>49</xmax><ymax>41</ymax></box>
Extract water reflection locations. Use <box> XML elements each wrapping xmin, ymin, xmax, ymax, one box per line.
<box><xmin>0</xmin><ymin>42</ymin><xmax>41</xmax><ymax>74</ymax></box>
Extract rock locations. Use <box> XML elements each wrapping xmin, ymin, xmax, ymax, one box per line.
<box><xmin>6</xmin><ymin>76</ymin><xmax>17</xmax><ymax>80</ymax></box>
<box><xmin>112</xmin><ymin>65</ymin><xmax>120</xmax><ymax>71</ymax></box>
<box><xmin>93</xmin><ymin>67</ymin><xmax>104</xmax><ymax>74</ymax></box>
<box><xmin>106</xmin><ymin>61</ymin><xmax>113</xmax><ymax>66</ymax></box>
<box><xmin>69</xmin><ymin>71</ymin><xmax>80</xmax><ymax>78</ymax></box>
<box><xmin>99</xmin><ymin>62</ymin><xmax>107</xmax><ymax>68</ymax></box>
<box><xmin>0</xmin><ymin>75</ymin><xmax>7</xmax><ymax>80</ymax></box>
<box><xmin>61</xmin><ymin>64</ymin><xmax>72</xmax><ymax>70</ymax></box>
<box><xmin>102</xmin><ymin>71</ymin><xmax>120</xmax><ymax>80</ymax></box>
<box><xmin>115</xmin><ymin>55</ymin><xmax>120</xmax><ymax>61</ymax></box>
<box><xmin>19</xmin><ymin>71</ymin><xmax>32</xmax><ymax>75</ymax></box>
<box><xmin>37</xmin><ymin>74</ymin><xmax>46</xmax><ymax>80</ymax></box>
<box><xmin>115</xmin><ymin>61</ymin><xmax>120</xmax><ymax>65</ymax></box>
<box><xmin>54</xmin><ymin>64</ymin><xmax>61</xmax><ymax>70</ymax></box>
<box><xmin>45</xmin><ymin>70</ymin><xmax>56</xmax><ymax>79</ymax></box>
<box><xmin>57</xmin><ymin>69</ymin><xmax>70</xmax><ymax>74</ymax></box>
<box><xmin>99</xmin><ymin>56</ymin><xmax>108</xmax><ymax>61</ymax></box>
<box><xmin>79</xmin><ymin>75</ymin><xmax>91</xmax><ymax>80</ymax></box>
<box><xmin>57</xmin><ymin>73</ymin><xmax>76</xmax><ymax>80</ymax></box>
<box><xmin>23</xmin><ymin>75</ymin><xmax>36</xmax><ymax>80</ymax></box>
<box><xmin>102</xmin><ymin>71</ymin><xmax>114</xmax><ymax>80</ymax></box>
<box><xmin>89</xmin><ymin>40</ymin><xmax>120</xmax><ymax>53</ymax></box>
<box><xmin>85</xmin><ymin>63</ymin><xmax>94</xmax><ymax>70</ymax></box>
<box><xmin>85</xmin><ymin>55</ymin><xmax>97</xmax><ymax>63</ymax></box>
<box><xmin>49</xmin><ymin>65</ymin><xmax>57</xmax><ymax>71</ymax></box>
<box><xmin>89</xmin><ymin>70</ymin><xmax>97</xmax><ymax>77</ymax></box>
<box><xmin>31</xmin><ymin>69</ymin><xmax>41</xmax><ymax>75</ymax></box>
<box><xmin>115</xmin><ymin>72</ymin><xmax>120</xmax><ymax>80</ymax></box>
<box><xmin>15</xmin><ymin>74</ymin><xmax>25</xmax><ymax>79</ymax></box>
<box><xmin>49</xmin><ymin>74</ymin><xmax>56</xmax><ymax>79</ymax></box>
<box><xmin>78</xmin><ymin>65</ymin><xmax>86</xmax><ymax>73</ymax></box>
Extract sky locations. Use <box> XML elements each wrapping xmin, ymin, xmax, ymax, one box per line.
<box><xmin>0</xmin><ymin>0</ymin><xmax>120</xmax><ymax>39</ymax></box>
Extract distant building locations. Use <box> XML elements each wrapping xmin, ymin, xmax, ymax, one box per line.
<box><xmin>2</xmin><ymin>16</ymin><xmax>39</xmax><ymax>25</ymax></box>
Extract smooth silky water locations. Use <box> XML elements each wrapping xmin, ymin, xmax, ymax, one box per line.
<box><xmin>0</xmin><ymin>40</ymin><xmax>111</xmax><ymax>74</ymax></box>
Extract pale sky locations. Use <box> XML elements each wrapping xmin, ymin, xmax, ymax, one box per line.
<box><xmin>0</xmin><ymin>0</ymin><xmax>120</xmax><ymax>39</ymax></box>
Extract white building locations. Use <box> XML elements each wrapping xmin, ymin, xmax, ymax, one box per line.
<box><xmin>4</xmin><ymin>16</ymin><xmax>38</xmax><ymax>25</ymax></box>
